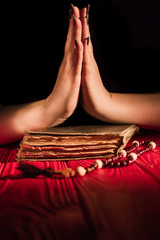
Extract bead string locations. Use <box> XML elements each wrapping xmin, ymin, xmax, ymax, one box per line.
<box><xmin>75</xmin><ymin>141</ymin><xmax>156</xmax><ymax>177</ymax></box>
<box><xmin>18</xmin><ymin>140</ymin><xmax>156</xmax><ymax>178</ymax></box>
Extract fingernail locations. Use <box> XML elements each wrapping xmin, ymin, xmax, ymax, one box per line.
<box><xmin>69</xmin><ymin>3</ymin><xmax>74</xmax><ymax>19</ymax></box>
<box><xmin>75</xmin><ymin>38</ymin><xmax>78</xmax><ymax>48</ymax></box>
<box><xmin>86</xmin><ymin>4</ymin><xmax>90</xmax><ymax>24</ymax></box>
<box><xmin>73</xmin><ymin>15</ymin><xmax>76</xmax><ymax>26</ymax></box>
<box><xmin>86</xmin><ymin>4</ymin><xmax>90</xmax><ymax>15</ymax></box>
<box><xmin>84</xmin><ymin>36</ymin><xmax>89</xmax><ymax>46</ymax></box>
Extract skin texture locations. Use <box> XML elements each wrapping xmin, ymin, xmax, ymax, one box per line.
<box><xmin>0</xmin><ymin>6</ymin><xmax>160</xmax><ymax>145</ymax></box>
<box><xmin>80</xmin><ymin>7</ymin><xmax>160</xmax><ymax>130</ymax></box>
<box><xmin>0</xmin><ymin>7</ymin><xmax>83</xmax><ymax>144</ymax></box>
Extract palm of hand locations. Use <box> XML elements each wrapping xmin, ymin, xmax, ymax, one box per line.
<box><xmin>80</xmin><ymin>7</ymin><xmax>109</xmax><ymax>121</ymax></box>
<box><xmin>44</xmin><ymin>7</ymin><xmax>83</xmax><ymax>127</ymax></box>
<box><xmin>44</xmin><ymin>6</ymin><xmax>109</xmax><ymax>128</ymax></box>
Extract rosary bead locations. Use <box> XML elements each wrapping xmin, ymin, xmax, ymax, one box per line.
<box><xmin>76</xmin><ymin>166</ymin><xmax>86</xmax><ymax>176</ymax></box>
<box><xmin>93</xmin><ymin>162</ymin><xmax>98</xmax><ymax>168</ymax></box>
<box><xmin>94</xmin><ymin>160</ymin><xmax>103</xmax><ymax>169</ymax></box>
<box><xmin>107</xmin><ymin>161</ymin><xmax>115</xmax><ymax>167</ymax></box>
<box><xmin>148</xmin><ymin>141</ymin><xmax>156</xmax><ymax>149</ymax></box>
<box><xmin>89</xmin><ymin>163</ymin><xmax>96</xmax><ymax>170</ymax></box>
<box><xmin>128</xmin><ymin>152</ymin><xmax>138</xmax><ymax>161</ymax></box>
<box><xmin>86</xmin><ymin>167</ymin><xmax>93</xmax><ymax>173</ymax></box>
<box><xmin>112</xmin><ymin>156</ymin><xmax>119</xmax><ymax>161</ymax></box>
<box><xmin>119</xmin><ymin>149</ymin><xmax>127</xmax><ymax>158</ymax></box>
<box><xmin>107</xmin><ymin>158</ymin><xmax>113</xmax><ymax>162</ymax></box>
<box><xmin>115</xmin><ymin>155</ymin><xmax>120</xmax><ymax>160</ymax></box>
<box><xmin>103</xmin><ymin>160</ymin><xmax>109</xmax><ymax>167</ymax></box>
<box><xmin>86</xmin><ymin>163</ymin><xmax>97</xmax><ymax>173</ymax></box>
<box><xmin>128</xmin><ymin>160</ymin><xmax>134</xmax><ymax>165</ymax></box>
<box><xmin>139</xmin><ymin>140</ymin><xmax>145</xmax><ymax>145</ymax></box>
<box><xmin>120</xmin><ymin>160</ymin><xmax>128</xmax><ymax>167</ymax></box>
<box><xmin>113</xmin><ymin>161</ymin><xmax>121</xmax><ymax>167</ymax></box>
<box><xmin>132</xmin><ymin>140</ymin><xmax>140</xmax><ymax>147</ymax></box>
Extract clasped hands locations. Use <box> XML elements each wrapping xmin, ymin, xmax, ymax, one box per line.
<box><xmin>43</xmin><ymin>5</ymin><xmax>111</xmax><ymax>128</ymax></box>
<box><xmin>0</xmin><ymin>5</ymin><xmax>159</xmax><ymax>145</ymax></box>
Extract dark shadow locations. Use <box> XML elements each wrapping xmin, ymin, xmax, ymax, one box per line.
<box><xmin>90</xmin><ymin>0</ymin><xmax>160</xmax><ymax>93</ymax></box>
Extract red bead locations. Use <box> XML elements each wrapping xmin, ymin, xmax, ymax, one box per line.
<box><xmin>103</xmin><ymin>161</ymin><xmax>108</xmax><ymax>167</ymax></box>
<box><xmin>114</xmin><ymin>161</ymin><xmax>121</xmax><ymax>167</ymax></box>
<box><xmin>107</xmin><ymin>158</ymin><xmax>112</xmax><ymax>162</ymax></box>
<box><xmin>120</xmin><ymin>160</ymin><xmax>128</xmax><ymax>167</ymax></box>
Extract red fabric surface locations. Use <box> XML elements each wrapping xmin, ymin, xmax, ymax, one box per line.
<box><xmin>0</xmin><ymin>130</ymin><xmax>160</xmax><ymax>240</ymax></box>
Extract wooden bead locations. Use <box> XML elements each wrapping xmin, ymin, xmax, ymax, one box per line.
<box><xmin>148</xmin><ymin>141</ymin><xmax>156</xmax><ymax>149</ymax></box>
<box><xmin>128</xmin><ymin>152</ymin><xmax>137</xmax><ymax>161</ymax></box>
<box><xmin>119</xmin><ymin>150</ymin><xmax>127</xmax><ymax>158</ymax></box>
<box><xmin>132</xmin><ymin>140</ymin><xmax>140</xmax><ymax>147</ymax></box>
<box><xmin>94</xmin><ymin>160</ymin><xmax>103</xmax><ymax>169</ymax></box>
<box><xmin>76</xmin><ymin>167</ymin><xmax>86</xmax><ymax>176</ymax></box>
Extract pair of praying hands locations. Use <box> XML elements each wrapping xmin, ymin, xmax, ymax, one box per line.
<box><xmin>0</xmin><ymin>4</ymin><xmax>111</xmax><ymax>144</ymax></box>
<box><xmin>44</xmin><ymin>5</ymin><xmax>110</xmax><ymax>127</ymax></box>
<box><xmin>0</xmin><ymin>5</ymin><xmax>160</xmax><ymax>144</ymax></box>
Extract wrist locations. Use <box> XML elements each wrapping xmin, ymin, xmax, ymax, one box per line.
<box><xmin>42</xmin><ymin>95</ymin><xmax>72</xmax><ymax>128</ymax></box>
<box><xmin>93</xmin><ymin>89</ymin><xmax>113</xmax><ymax>122</ymax></box>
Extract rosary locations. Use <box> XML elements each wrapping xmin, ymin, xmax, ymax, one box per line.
<box><xmin>18</xmin><ymin>140</ymin><xmax>156</xmax><ymax>178</ymax></box>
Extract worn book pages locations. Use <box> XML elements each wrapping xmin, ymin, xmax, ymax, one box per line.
<box><xmin>16</xmin><ymin>124</ymin><xmax>139</xmax><ymax>161</ymax></box>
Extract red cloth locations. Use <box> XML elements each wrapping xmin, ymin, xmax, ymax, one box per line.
<box><xmin>0</xmin><ymin>130</ymin><xmax>160</xmax><ymax>240</ymax></box>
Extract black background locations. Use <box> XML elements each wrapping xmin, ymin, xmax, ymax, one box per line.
<box><xmin>1</xmin><ymin>0</ymin><xmax>160</xmax><ymax>108</ymax></box>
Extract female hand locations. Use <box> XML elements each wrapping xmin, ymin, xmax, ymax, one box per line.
<box><xmin>0</xmin><ymin>6</ymin><xmax>84</xmax><ymax>144</ymax></box>
<box><xmin>80</xmin><ymin>7</ymin><xmax>112</xmax><ymax>122</ymax></box>
<box><xmin>80</xmin><ymin>7</ymin><xmax>160</xmax><ymax>129</ymax></box>
<box><xmin>43</xmin><ymin>6</ymin><xmax>83</xmax><ymax>127</ymax></box>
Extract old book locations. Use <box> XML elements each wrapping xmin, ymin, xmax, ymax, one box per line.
<box><xmin>16</xmin><ymin>124</ymin><xmax>139</xmax><ymax>161</ymax></box>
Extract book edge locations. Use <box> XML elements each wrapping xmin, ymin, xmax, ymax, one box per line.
<box><xmin>117</xmin><ymin>124</ymin><xmax>140</xmax><ymax>153</ymax></box>
<box><xmin>25</xmin><ymin>124</ymin><xmax>138</xmax><ymax>136</ymax></box>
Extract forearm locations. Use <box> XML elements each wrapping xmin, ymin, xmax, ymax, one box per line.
<box><xmin>0</xmin><ymin>100</ymin><xmax>48</xmax><ymax>144</ymax></box>
<box><xmin>99</xmin><ymin>92</ymin><xmax>160</xmax><ymax>129</ymax></box>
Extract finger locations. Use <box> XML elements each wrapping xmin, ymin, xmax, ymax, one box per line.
<box><xmin>74</xmin><ymin>39</ymin><xmax>83</xmax><ymax>76</ymax></box>
<box><xmin>80</xmin><ymin>6</ymin><xmax>91</xmax><ymax>42</ymax></box>
<box><xmin>70</xmin><ymin>7</ymin><xmax>81</xmax><ymax>51</ymax></box>
<box><xmin>74</xmin><ymin>16</ymin><xmax>82</xmax><ymax>42</ymax></box>
<box><xmin>65</xmin><ymin>5</ymin><xmax>80</xmax><ymax>53</ymax></box>
<box><xmin>64</xmin><ymin>11</ymin><xmax>74</xmax><ymax>53</ymax></box>
<box><xmin>73</xmin><ymin>5</ymin><xmax>80</xmax><ymax>19</ymax></box>
<box><xmin>80</xmin><ymin>6</ymin><xmax>93</xmax><ymax>55</ymax></box>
